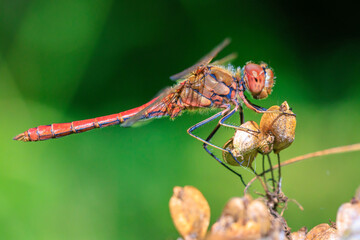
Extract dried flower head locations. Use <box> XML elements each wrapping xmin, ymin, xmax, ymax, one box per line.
<box><xmin>291</xmin><ymin>227</ymin><xmax>307</xmax><ymax>240</ymax></box>
<box><xmin>169</xmin><ymin>186</ymin><xmax>210</xmax><ymax>240</ymax></box>
<box><xmin>336</xmin><ymin>197</ymin><xmax>360</xmax><ymax>238</ymax></box>
<box><xmin>304</xmin><ymin>223</ymin><xmax>336</xmax><ymax>240</ymax></box>
<box><xmin>222</xmin><ymin>121</ymin><xmax>263</xmax><ymax>167</ymax></box>
<box><xmin>260</xmin><ymin>101</ymin><xmax>296</xmax><ymax>154</ymax></box>
<box><xmin>210</xmin><ymin>195</ymin><xmax>271</xmax><ymax>239</ymax></box>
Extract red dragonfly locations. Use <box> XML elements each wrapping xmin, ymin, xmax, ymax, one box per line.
<box><xmin>14</xmin><ymin>39</ymin><xmax>275</xmax><ymax>184</ymax></box>
<box><xmin>14</xmin><ymin>39</ymin><xmax>274</xmax><ymax>142</ymax></box>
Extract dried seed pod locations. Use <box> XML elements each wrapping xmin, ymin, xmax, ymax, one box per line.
<box><xmin>221</xmin><ymin>197</ymin><xmax>246</xmax><ymax>222</ymax></box>
<box><xmin>336</xmin><ymin>199</ymin><xmax>360</xmax><ymax>237</ymax></box>
<box><xmin>222</xmin><ymin>138</ymin><xmax>243</xmax><ymax>166</ymax></box>
<box><xmin>169</xmin><ymin>186</ymin><xmax>210</xmax><ymax>240</ymax></box>
<box><xmin>356</xmin><ymin>186</ymin><xmax>360</xmax><ymax>201</ymax></box>
<box><xmin>313</xmin><ymin>227</ymin><xmax>337</xmax><ymax>240</ymax></box>
<box><xmin>211</xmin><ymin>219</ymin><xmax>262</xmax><ymax>239</ymax></box>
<box><xmin>258</xmin><ymin>133</ymin><xmax>274</xmax><ymax>155</ymax></box>
<box><xmin>222</xmin><ymin>121</ymin><xmax>261</xmax><ymax>167</ymax></box>
<box><xmin>260</xmin><ymin>101</ymin><xmax>296</xmax><ymax>154</ymax></box>
<box><xmin>211</xmin><ymin>196</ymin><xmax>251</xmax><ymax>235</ymax></box>
<box><xmin>240</xmin><ymin>221</ymin><xmax>261</xmax><ymax>238</ymax></box>
<box><xmin>210</xmin><ymin>196</ymin><xmax>271</xmax><ymax>239</ymax></box>
<box><xmin>305</xmin><ymin>223</ymin><xmax>331</xmax><ymax>240</ymax></box>
<box><xmin>210</xmin><ymin>216</ymin><xmax>235</xmax><ymax>237</ymax></box>
<box><xmin>209</xmin><ymin>221</ymin><xmax>261</xmax><ymax>240</ymax></box>
<box><xmin>246</xmin><ymin>199</ymin><xmax>271</xmax><ymax>236</ymax></box>
<box><xmin>210</xmin><ymin>195</ymin><xmax>264</xmax><ymax>239</ymax></box>
<box><xmin>269</xmin><ymin>214</ymin><xmax>287</xmax><ymax>240</ymax></box>
<box><xmin>291</xmin><ymin>227</ymin><xmax>307</xmax><ymax>240</ymax></box>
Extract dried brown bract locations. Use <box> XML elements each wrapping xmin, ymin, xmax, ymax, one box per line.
<box><xmin>355</xmin><ymin>186</ymin><xmax>360</xmax><ymax>201</ymax></box>
<box><xmin>169</xmin><ymin>185</ymin><xmax>360</xmax><ymax>240</ymax></box>
<box><xmin>304</xmin><ymin>223</ymin><xmax>334</xmax><ymax>240</ymax></box>
<box><xmin>169</xmin><ymin>186</ymin><xmax>210</xmax><ymax>240</ymax></box>
<box><xmin>222</xmin><ymin>101</ymin><xmax>296</xmax><ymax>170</ymax></box>
<box><xmin>220</xmin><ymin>196</ymin><xmax>248</xmax><ymax>222</ymax></box>
<box><xmin>290</xmin><ymin>227</ymin><xmax>307</xmax><ymax>240</ymax></box>
<box><xmin>336</xmin><ymin>195</ymin><xmax>360</xmax><ymax>238</ymax></box>
<box><xmin>310</xmin><ymin>227</ymin><xmax>337</xmax><ymax>240</ymax></box>
<box><xmin>209</xmin><ymin>195</ymin><xmax>272</xmax><ymax>239</ymax></box>
<box><xmin>222</xmin><ymin>121</ymin><xmax>265</xmax><ymax>167</ymax></box>
<box><xmin>260</xmin><ymin>101</ymin><xmax>296</xmax><ymax>154</ymax></box>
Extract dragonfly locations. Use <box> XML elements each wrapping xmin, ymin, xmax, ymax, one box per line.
<box><xmin>14</xmin><ymin>38</ymin><xmax>275</xmax><ymax>181</ymax></box>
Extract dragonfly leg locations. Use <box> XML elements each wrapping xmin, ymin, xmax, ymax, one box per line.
<box><xmin>219</xmin><ymin>106</ymin><xmax>260</xmax><ymax>134</ymax></box>
<box><xmin>239</xmin><ymin>91</ymin><xmax>295</xmax><ymax>116</ymax></box>
<box><xmin>239</xmin><ymin>105</ymin><xmax>244</xmax><ymax>124</ymax></box>
<box><xmin>239</xmin><ymin>91</ymin><xmax>268</xmax><ymax>113</ymax></box>
<box><xmin>219</xmin><ymin>100</ymin><xmax>243</xmax><ymax>129</ymax></box>
<box><xmin>204</xmin><ymin>123</ymin><xmax>246</xmax><ymax>186</ymax></box>
<box><xmin>187</xmin><ymin>107</ymin><xmax>245</xmax><ymax>166</ymax></box>
<box><xmin>187</xmin><ymin>108</ymin><xmax>231</xmax><ymax>152</ymax></box>
<box><xmin>187</xmin><ymin>108</ymin><xmax>246</xmax><ymax>186</ymax></box>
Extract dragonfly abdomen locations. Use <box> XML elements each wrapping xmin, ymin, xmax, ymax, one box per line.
<box><xmin>13</xmin><ymin>113</ymin><xmax>125</xmax><ymax>142</ymax></box>
<box><xmin>14</xmin><ymin>97</ymin><xmax>161</xmax><ymax>142</ymax></box>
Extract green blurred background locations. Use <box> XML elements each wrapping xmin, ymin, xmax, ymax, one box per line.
<box><xmin>1</xmin><ymin>0</ymin><xmax>360</xmax><ymax>239</ymax></box>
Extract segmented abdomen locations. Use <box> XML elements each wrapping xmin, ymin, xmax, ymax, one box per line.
<box><xmin>14</xmin><ymin>97</ymin><xmax>161</xmax><ymax>142</ymax></box>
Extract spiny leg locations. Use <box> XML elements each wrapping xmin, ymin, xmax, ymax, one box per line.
<box><xmin>187</xmin><ymin>105</ymin><xmax>243</xmax><ymax>165</ymax></box>
<box><xmin>219</xmin><ymin>106</ymin><xmax>260</xmax><ymax>134</ymax></box>
<box><xmin>204</xmin><ymin>123</ymin><xmax>246</xmax><ymax>186</ymax></box>
<box><xmin>239</xmin><ymin>90</ymin><xmax>295</xmax><ymax>117</ymax></box>
<box><xmin>217</xmin><ymin>105</ymin><xmax>261</xmax><ymax>179</ymax></box>
<box><xmin>238</xmin><ymin>90</ymin><xmax>268</xmax><ymax>114</ymax></box>
<box><xmin>187</xmin><ymin>107</ymin><xmax>247</xmax><ymax>186</ymax></box>
<box><xmin>218</xmin><ymin>105</ymin><xmax>243</xmax><ymax>130</ymax></box>
<box><xmin>187</xmin><ymin>108</ymin><xmax>231</xmax><ymax>152</ymax></box>
<box><xmin>216</xmin><ymin>105</ymin><xmax>252</xmax><ymax>168</ymax></box>
<box><xmin>239</xmin><ymin>105</ymin><xmax>244</xmax><ymax>124</ymax></box>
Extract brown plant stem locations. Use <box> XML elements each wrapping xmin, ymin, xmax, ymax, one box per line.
<box><xmin>245</xmin><ymin>143</ymin><xmax>360</xmax><ymax>194</ymax></box>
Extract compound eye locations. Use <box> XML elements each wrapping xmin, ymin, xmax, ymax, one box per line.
<box><xmin>265</xmin><ymin>68</ymin><xmax>274</xmax><ymax>85</ymax></box>
<box><xmin>244</xmin><ymin>63</ymin><xmax>265</xmax><ymax>98</ymax></box>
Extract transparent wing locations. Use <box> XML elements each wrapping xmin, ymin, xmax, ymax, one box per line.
<box><xmin>212</xmin><ymin>52</ymin><xmax>238</xmax><ymax>65</ymax></box>
<box><xmin>121</xmin><ymin>85</ymin><xmax>182</xmax><ymax>127</ymax></box>
<box><xmin>170</xmin><ymin>38</ymin><xmax>231</xmax><ymax>81</ymax></box>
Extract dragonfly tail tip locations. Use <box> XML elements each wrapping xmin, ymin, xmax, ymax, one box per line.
<box><xmin>13</xmin><ymin>133</ymin><xmax>28</xmax><ymax>142</ymax></box>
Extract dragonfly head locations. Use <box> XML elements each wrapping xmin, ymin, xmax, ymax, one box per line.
<box><xmin>243</xmin><ymin>62</ymin><xmax>275</xmax><ymax>99</ymax></box>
